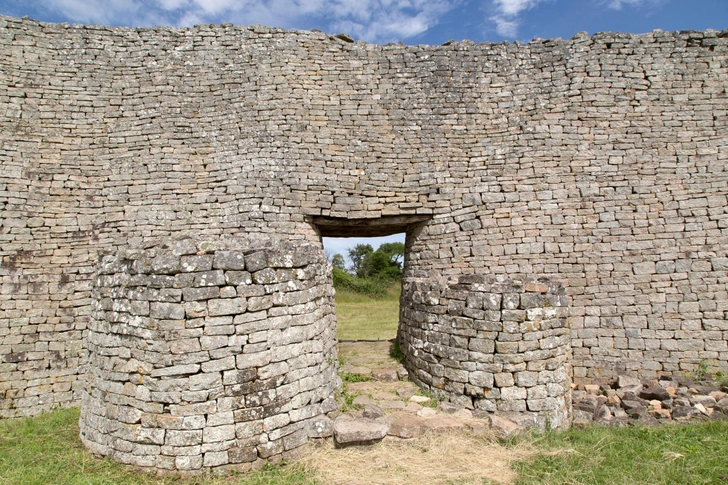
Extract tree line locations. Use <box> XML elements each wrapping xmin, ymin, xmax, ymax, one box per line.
<box><xmin>330</xmin><ymin>242</ymin><xmax>404</xmax><ymax>297</ymax></box>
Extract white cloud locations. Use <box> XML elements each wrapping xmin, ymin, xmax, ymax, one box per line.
<box><xmin>488</xmin><ymin>0</ymin><xmax>543</xmax><ymax>38</ymax></box>
<box><xmin>489</xmin><ymin>15</ymin><xmax>518</xmax><ymax>37</ymax></box>
<box><xmin>329</xmin><ymin>0</ymin><xmax>453</xmax><ymax>42</ymax></box>
<box><xmin>603</xmin><ymin>0</ymin><xmax>666</xmax><ymax>9</ymax></box>
<box><xmin>493</xmin><ymin>0</ymin><xmax>541</xmax><ymax>16</ymax></box>
<box><xmin>157</xmin><ymin>0</ymin><xmax>190</xmax><ymax>10</ymax></box>
<box><xmin>25</xmin><ymin>0</ymin><xmax>459</xmax><ymax>43</ymax></box>
<box><xmin>25</xmin><ymin>0</ymin><xmax>459</xmax><ymax>42</ymax></box>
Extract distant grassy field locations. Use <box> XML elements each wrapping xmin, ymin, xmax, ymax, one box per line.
<box><xmin>334</xmin><ymin>285</ymin><xmax>400</xmax><ymax>341</ymax></box>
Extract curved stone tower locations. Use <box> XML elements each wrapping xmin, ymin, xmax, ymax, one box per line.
<box><xmin>80</xmin><ymin>237</ymin><xmax>338</xmax><ymax>472</ymax></box>
<box><xmin>400</xmin><ymin>275</ymin><xmax>571</xmax><ymax>429</ymax></box>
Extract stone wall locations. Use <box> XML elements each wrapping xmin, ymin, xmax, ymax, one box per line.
<box><xmin>80</xmin><ymin>237</ymin><xmax>338</xmax><ymax>472</ymax></box>
<box><xmin>400</xmin><ymin>275</ymin><xmax>571</xmax><ymax>430</ymax></box>
<box><xmin>1</xmin><ymin>13</ymin><xmax>727</xmax><ymax>417</ymax></box>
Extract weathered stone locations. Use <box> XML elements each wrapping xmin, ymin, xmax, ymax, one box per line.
<box><xmin>306</xmin><ymin>417</ymin><xmax>334</xmax><ymax>438</ymax></box>
<box><xmin>372</xmin><ymin>368</ymin><xmax>399</xmax><ymax>382</ymax></box>
<box><xmin>387</xmin><ymin>415</ymin><xmax>427</xmax><ymax>438</ymax></box>
<box><xmin>672</xmin><ymin>406</ymin><xmax>701</xmax><ymax>420</ymax></box>
<box><xmin>715</xmin><ymin>398</ymin><xmax>728</xmax><ymax>415</ymax></box>
<box><xmin>691</xmin><ymin>395</ymin><xmax>717</xmax><ymax>408</ymax></box>
<box><xmin>616</xmin><ymin>376</ymin><xmax>642</xmax><ymax>392</ymax></box>
<box><xmin>639</xmin><ymin>386</ymin><xmax>670</xmax><ymax>402</ymax></box>
<box><xmin>333</xmin><ymin>416</ymin><xmax>388</xmax><ymax>446</ymax></box>
<box><xmin>213</xmin><ymin>252</ymin><xmax>246</xmax><ymax>271</ymax></box>
<box><xmin>362</xmin><ymin>404</ymin><xmax>385</xmax><ymax>419</ymax></box>
<box><xmin>181</xmin><ymin>255</ymin><xmax>213</xmax><ymax>273</ymax></box>
<box><xmin>622</xmin><ymin>400</ymin><xmax>647</xmax><ymax>417</ymax></box>
<box><xmin>489</xmin><ymin>415</ymin><xmax>524</xmax><ymax>439</ymax></box>
<box><xmin>3</xmin><ymin>16</ymin><xmax>727</xmax><ymax>474</ymax></box>
<box><xmin>422</xmin><ymin>415</ymin><xmax>465</xmax><ymax>432</ymax></box>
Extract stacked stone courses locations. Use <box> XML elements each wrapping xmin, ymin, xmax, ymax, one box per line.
<box><xmin>400</xmin><ymin>275</ymin><xmax>571</xmax><ymax>430</ymax></box>
<box><xmin>0</xmin><ymin>12</ymin><xmax>727</xmax><ymax>424</ymax></box>
<box><xmin>80</xmin><ymin>237</ymin><xmax>338</xmax><ymax>471</ymax></box>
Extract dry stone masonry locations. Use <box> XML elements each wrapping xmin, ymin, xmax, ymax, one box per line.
<box><xmin>80</xmin><ymin>237</ymin><xmax>338</xmax><ymax>471</ymax></box>
<box><xmin>400</xmin><ymin>275</ymin><xmax>571</xmax><ymax>430</ymax></box>
<box><xmin>0</xmin><ymin>13</ymin><xmax>727</xmax><ymax>469</ymax></box>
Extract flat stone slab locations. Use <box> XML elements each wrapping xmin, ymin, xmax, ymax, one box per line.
<box><xmin>372</xmin><ymin>368</ymin><xmax>399</xmax><ymax>382</ymax></box>
<box><xmin>379</xmin><ymin>399</ymin><xmax>406</xmax><ymax>410</ymax></box>
<box><xmin>422</xmin><ymin>415</ymin><xmax>464</xmax><ymax>432</ymax></box>
<box><xmin>417</xmin><ymin>407</ymin><xmax>437</xmax><ymax>418</ymax></box>
<box><xmin>396</xmin><ymin>387</ymin><xmax>417</xmax><ymax>398</ymax></box>
<box><xmin>489</xmin><ymin>415</ymin><xmax>524</xmax><ymax>439</ymax></box>
<box><xmin>404</xmin><ymin>402</ymin><xmax>423</xmax><ymax>413</ymax></box>
<box><xmin>387</xmin><ymin>415</ymin><xmax>427</xmax><ymax>439</ymax></box>
<box><xmin>333</xmin><ymin>416</ymin><xmax>389</xmax><ymax>447</ymax></box>
<box><xmin>352</xmin><ymin>395</ymin><xmax>375</xmax><ymax>407</ymax></box>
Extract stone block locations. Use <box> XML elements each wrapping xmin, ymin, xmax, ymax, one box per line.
<box><xmin>150</xmin><ymin>302</ymin><xmax>185</xmax><ymax>320</ymax></box>
<box><xmin>180</xmin><ymin>255</ymin><xmax>213</xmax><ymax>273</ymax></box>
<box><xmin>213</xmin><ymin>251</ymin><xmax>246</xmax><ymax>271</ymax></box>
<box><xmin>208</xmin><ymin>298</ymin><xmax>247</xmax><ymax>316</ymax></box>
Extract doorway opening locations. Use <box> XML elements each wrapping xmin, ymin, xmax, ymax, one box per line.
<box><xmin>316</xmin><ymin>215</ymin><xmax>430</xmax><ymax>416</ymax></box>
<box><xmin>323</xmin><ymin>232</ymin><xmax>404</xmax><ymax>342</ymax></box>
<box><xmin>315</xmin><ymin>214</ymin><xmax>429</xmax><ymax>343</ymax></box>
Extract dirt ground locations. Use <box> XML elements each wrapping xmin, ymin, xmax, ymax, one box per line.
<box><xmin>299</xmin><ymin>340</ymin><xmax>534</xmax><ymax>485</ymax></box>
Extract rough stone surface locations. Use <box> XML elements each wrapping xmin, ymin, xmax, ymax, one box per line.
<box><xmin>79</xmin><ymin>238</ymin><xmax>338</xmax><ymax>472</ymax></box>
<box><xmin>489</xmin><ymin>415</ymin><xmax>525</xmax><ymax>439</ymax></box>
<box><xmin>333</xmin><ymin>416</ymin><xmax>389</xmax><ymax>446</ymax></box>
<box><xmin>572</xmin><ymin>376</ymin><xmax>728</xmax><ymax>426</ymax></box>
<box><xmin>0</xmin><ymin>12</ymin><xmax>727</xmax><ymax>467</ymax></box>
<box><xmin>400</xmin><ymin>275</ymin><xmax>572</xmax><ymax>429</ymax></box>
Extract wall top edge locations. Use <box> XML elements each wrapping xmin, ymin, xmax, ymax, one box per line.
<box><xmin>2</xmin><ymin>14</ymin><xmax>727</xmax><ymax>50</ymax></box>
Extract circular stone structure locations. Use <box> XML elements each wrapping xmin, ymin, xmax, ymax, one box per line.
<box><xmin>80</xmin><ymin>237</ymin><xmax>338</xmax><ymax>472</ymax></box>
<box><xmin>399</xmin><ymin>275</ymin><xmax>572</xmax><ymax>430</ymax></box>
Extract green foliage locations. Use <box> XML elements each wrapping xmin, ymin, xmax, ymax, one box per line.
<box><xmin>340</xmin><ymin>372</ymin><xmax>372</xmax><ymax>383</ymax></box>
<box><xmin>332</xmin><ymin>266</ymin><xmax>393</xmax><ymax>298</ymax></box>
<box><xmin>332</xmin><ymin>241</ymin><xmax>404</xmax><ymax>298</ymax></box>
<box><xmin>346</xmin><ymin>243</ymin><xmax>373</xmax><ymax>277</ymax></box>
<box><xmin>696</xmin><ymin>359</ymin><xmax>709</xmax><ymax>380</ymax></box>
<box><xmin>347</xmin><ymin>242</ymin><xmax>404</xmax><ymax>280</ymax></box>
<box><xmin>330</xmin><ymin>253</ymin><xmax>346</xmax><ymax>271</ymax></box>
<box><xmin>389</xmin><ymin>340</ymin><xmax>405</xmax><ymax>365</ymax></box>
<box><xmin>714</xmin><ymin>371</ymin><xmax>728</xmax><ymax>387</ymax></box>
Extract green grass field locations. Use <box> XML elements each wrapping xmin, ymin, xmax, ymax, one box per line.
<box><xmin>514</xmin><ymin>420</ymin><xmax>728</xmax><ymax>485</ymax></box>
<box><xmin>334</xmin><ymin>285</ymin><xmax>401</xmax><ymax>341</ymax></box>
<box><xmin>1</xmin><ymin>407</ymin><xmax>727</xmax><ymax>485</ymax></box>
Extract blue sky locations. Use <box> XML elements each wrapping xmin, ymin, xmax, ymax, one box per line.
<box><xmin>2</xmin><ymin>0</ymin><xmax>725</xmax><ymax>265</ymax></box>
<box><xmin>1</xmin><ymin>1</ymin><xmax>725</xmax><ymax>45</ymax></box>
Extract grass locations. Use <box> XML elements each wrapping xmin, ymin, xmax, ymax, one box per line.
<box><xmin>1</xmin><ymin>408</ymin><xmax>728</xmax><ymax>484</ymax></box>
<box><xmin>334</xmin><ymin>285</ymin><xmax>400</xmax><ymax>341</ymax></box>
<box><xmin>514</xmin><ymin>420</ymin><xmax>728</xmax><ymax>485</ymax></box>
<box><xmin>0</xmin><ymin>407</ymin><xmax>319</xmax><ymax>485</ymax></box>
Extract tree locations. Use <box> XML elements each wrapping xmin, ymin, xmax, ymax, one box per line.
<box><xmin>330</xmin><ymin>253</ymin><xmax>346</xmax><ymax>271</ymax></box>
<box><xmin>376</xmin><ymin>242</ymin><xmax>405</xmax><ymax>267</ymax></box>
<box><xmin>347</xmin><ymin>244</ymin><xmax>373</xmax><ymax>277</ymax></box>
<box><xmin>348</xmin><ymin>242</ymin><xmax>405</xmax><ymax>280</ymax></box>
